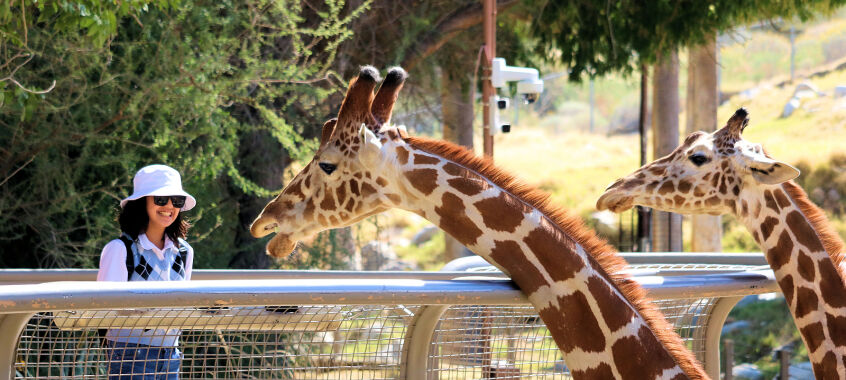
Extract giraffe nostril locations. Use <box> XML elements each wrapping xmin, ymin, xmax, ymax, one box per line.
<box><xmin>264</xmin><ymin>223</ymin><xmax>278</xmax><ymax>231</ymax></box>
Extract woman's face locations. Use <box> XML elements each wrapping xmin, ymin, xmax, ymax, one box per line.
<box><xmin>146</xmin><ymin>196</ymin><xmax>180</xmax><ymax>230</ymax></box>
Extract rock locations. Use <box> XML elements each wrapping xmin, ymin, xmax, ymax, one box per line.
<box><xmin>722</xmin><ymin>320</ymin><xmax>751</xmax><ymax>334</ymax></box>
<box><xmin>411</xmin><ymin>225</ymin><xmax>439</xmax><ymax>246</ymax></box>
<box><xmin>782</xmin><ymin>97</ymin><xmax>801</xmax><ymax>118</ymax></box>
<box><xmin>788</xmin><ymin>362</ymin><xmax>814</xmax><ymax>380</ymax></box>
<box><xmin>793</xmin><ymin>82</ymin><xmax>823</xmax><ymax>98</ymax></box>
<box><xmin>732</xmin><ymin>363</ymin><xmax>763</xmax><ymax>380</ymax></box>
<box><xmin>360</xmin><ymin>241</ymin><xmax>398</xmax><ymax>271</ymax></box>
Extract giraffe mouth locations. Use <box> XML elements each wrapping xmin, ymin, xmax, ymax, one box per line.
<box><xmin>596</xmin><ymin>191</ymin><xmax>634</xmax><ymax>213</ymax></box>
<box><xmin>266</xmin><ymin>233</ymin><xmax>298</xmax><ymax>258</ymax></box>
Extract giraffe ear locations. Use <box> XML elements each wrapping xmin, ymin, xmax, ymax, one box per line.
<box><xmin>320</xmin><ymin>118</ymin><xmax>337</xmax><ymax>148</ymax></box>
<box><xmin>358</xmin><ymin>123</ymin><xmax>382</xmax><ymax>167</ymax></box>
<box><xmin>748</xmin><ymin>157</ymin><xmax>800</xmax><ymax>185</ymax></box>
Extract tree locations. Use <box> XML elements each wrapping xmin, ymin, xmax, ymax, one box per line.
<box><xmin>0</xmin><ymin>0</ymin><xmax>368</xmax><ymax>268</ymax></box>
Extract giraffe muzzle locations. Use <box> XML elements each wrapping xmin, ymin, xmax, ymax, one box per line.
<box><xmin>595</xmin><ymin>190</ymin><xmax>634</xmax><ymax>213</ymax></box>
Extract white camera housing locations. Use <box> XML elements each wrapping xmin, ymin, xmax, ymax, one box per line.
<box><xmin>491</xmin><ymin>58</ymin><xmax>544</xmax><ymax>97</ymax></box>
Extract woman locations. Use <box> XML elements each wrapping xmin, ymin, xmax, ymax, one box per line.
<box><xmin>97</xmin><ymin>164</ymin><xmax>195</xmax><ymax>380</ymax></box>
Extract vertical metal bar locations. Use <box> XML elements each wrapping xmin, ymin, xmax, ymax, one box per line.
<box><xmin>0</xmin><ymin>313</ymin><xmax>34</xmax><ymax>380</ymax></box>
<box><xmin>724</xmin><ymin>339</ymin><xmax>734</xmax><ymax>380</ymax></box>
<box><xmin>400</xmin><ymin>305</ymin><xmax>449</xmax><ymax>380</ymax></box>
<box><xmin>482</xmin><ymin>0</ymin><xmax>496</xmax><ymax>158</ymax></box>
<box><xmin>702</xmin><ymin>296</ymin><xmax>742</xmax><ymax>378</ymax></box>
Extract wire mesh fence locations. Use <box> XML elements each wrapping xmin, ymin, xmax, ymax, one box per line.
<box><xmin>14</xmin><ymin>299</ymin><xmax>725</xmax><ymax>379</ymax></box>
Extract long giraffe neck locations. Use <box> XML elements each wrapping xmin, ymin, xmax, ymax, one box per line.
<box><xmin>392</xmin><ymin>136</ymin><xmax>707</xmax><ymax>380</ymax></box>
<box><xmin>738</xmin><ymin>181</ymin><xmax>846</xmax><ymax>378</ymax></box>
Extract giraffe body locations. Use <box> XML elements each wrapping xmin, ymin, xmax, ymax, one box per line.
<box><xmin>597</xmin><ymin>108</ymin><xmax>846</xmax><ymax>379</ymax></box>
<box><xmin>251</xmin><ymin>66</ymin><xmax>708</xmax><ymax>379</ymax></box>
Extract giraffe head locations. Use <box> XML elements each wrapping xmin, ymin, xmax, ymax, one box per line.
<box><xmin>596</xmin><ymin>108</ymin><xmax>800</xmax><ymax>216</ymax></box>
<box><xmin>249</xmin><ymin>66</ymin><xmax>408</xmax><ymax>257</ymax></box>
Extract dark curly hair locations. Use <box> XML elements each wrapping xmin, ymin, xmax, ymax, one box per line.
<box><xmin>118</xmin><ymin>198</ymin><xmax>190</xmax><ymax>242</ymax></box>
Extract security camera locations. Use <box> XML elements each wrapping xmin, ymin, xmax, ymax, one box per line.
<box><xmin>491</xmin><ymin>57</ymin><xmax>544</xmax><ymax>104</ymax></box>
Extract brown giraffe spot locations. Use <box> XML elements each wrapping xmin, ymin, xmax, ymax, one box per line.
<box><xmin>705</xmin><ymin>196</ymin><xmax>721</xmax><ymax>207</ymax></box>
<box><xmin>765</xmin><ymin>231</ymin><xmax>793</xmax><ymax>270</ymax></box>
<box><xmin>673</xmin><ymin>195</ymin><xmax>686</xmax><ymax>207</ymax></box>
<box><xmin>710</xmin><ymin>173</ymin><xmax>720</xmax><ymax>188</ymax></box>
<box><xmin>442</xmin><ymin>162</ymin><xmax>464</xmax><ymax>177</ymax></box>
<box><xmin>819</xmin><ymin>261</ymin><xmax>846</xmax><ymax>309</ymax></box>
<box><xmin>320</xmin><ymin>189</ymin><xmax>336</xmax><ymax>211</ymax></box>
<box><xmin>345</xmin><ymin>199</ymin><xmax>355</xmax><ymax>212</ymax></box>
<box><xmin>396</xmin><ymin>147</ymin><xmax>409</xmax><ymax>165</ymax></box>
<box><xmin>539</xmin><ymin>291</ymin><xmax>606</xmax><ymax>353</ymax></box>
<box><xmin>317</xmin><ymin>214</ymin><xmax>328</xmax><ymax>226</ymax></box>
<box><xmin>286</xmin><ymin>178</ymin><xmax>305</xmax><ymax>199</ymax></box>
<box><xmin>794</xmin><ymin>287</ymin><xmax>819</xmax><ymax>318</ymax></box>
<box><xmin>677</xmin><ymin>179</ymin><xmax>692</xmax><ymax>193</ymax></box>
<box><xmin>385</xmin><ymin>193</ymin><xmax>402</xmax><ymax>204</ymax></box>
<box><xmin>335</xmin><ymin>184</ymin><xmax>347</xmax><ymax>206</ymax></box>
<box><xmin>693</xmin><ymin>186</ymin><xmax>706</xmax><ymax>197</ymax></box>
<box><xmin>387</xmin><ymin>129</ymin><xmax>398</xmax><ymax>139</ymax></box>
<box><xmin>571</xmin><ymin>364</ymin><xmax>615</xmax><ymax>379</ymax></box>
<box><xmin>658</xmin><ymin>181</ymin><xmax>675</xmax><ymax>195</ymax></box>
<box><xmin>669</xmin><ymin>375</ymin><xmax>688</xmax><ymax>380</ymax></box>
<box><xmin>376</xmin><ymin>177</ymin><xmax>388</xmax><ymax>187</ymax></box>
<box><xmin>812</xmin><ymin>352</ymin><xmax>839</xmax><ymax>380</ymax></box>
<box><xmin>718</xmin><ymin>177</ymin><xmax>727</xmax><ymax>194</ymax></box>
<box><xmin>741</xmin><ymin>200</ymin><xmax>749</xmax><ymax>216</ymax></box>
<box><xmin>760</xmin><ymin>216</ymin><xmax>779</xmax><ymax>241</ymax></box>
<box><xmin>648</xmin><ymin>166</ymin><xmax>666</xmax><ymax>176</ymax></box>
<box><xmin>800</xmin><ymin>322</ymin><xmax>825</xmax><ymax>353</ymax></box>
<box><xmin>354</xmin><ymin>172</ymin><xmax>362</xmax><ymax>179</ymax></box>
<box><xmin>786</xmin><ymin>210</ymin><xmax>825</xmax><ymax>252</ymax></box>
<box><xmin>752</xmin><ymin>231</ymin><xmax>761</xmax><ymax>244</ymax></box>
<box><xmin>404</xmin><ymin>168</ymin><xmax>439</xmax><ymax>195</ymax></box>
<box><xmin>826</xmin><ymin>313</ymin><xmax>846</xmax><ymax>347</ymax></box>
<box><xmin>360</xmin><ymin>182</ymin><xmax>377</xmax><ymax>197</ymax></box>
<box><xmin>303</xmin><ymin>175</ymin><xmax>311</xmax><ymax>189</ymax></box>
<box><xmin>489</xmin><ymin>240</ymin><xmax>545</xmax><ymax>294</ymax></box>
<box><xmin>724</xmin><ymin>199</ymin><xmax>736</xmax><ymax>212</ymax></box>
<box><xmin>732</xmin><ymin>185</ymin><xmax>740</xmax><ymax>196</ymax></box>
<box><xmin>797</xmin><ymin>251</ymin><xmax>816</xmax><ymax>282</ymax></box>
<box><xmin>703</xmin><ymin>172</ymin><xmax>712</xmax><ymax>181</ymax></box>
<box><xmin>645</xmin><ymin>181</ymin><xmax>658</xmax><ymax>193</ymax></box>
<box><xmin>474</xmin><ymin>192</ymin><xmax>528</xmax><ymax>233</ymax></box>
<box><xmin>328</xmin><ymin>215</ymin><xmax>339</xmax><ymax>225</ymax></box>
<box><xmin>611</xmin><ymin>325</ymin><xmax>678</xmax><ymax>380</ymax></box>
<box><xmin>764</xmin><ymin>189</ymin><xmax>780</xmax><ymax>212</ymax></box>
<box><xmin>753</xmin><ymin>202</ymin><xmax>762</xmax><ymax>218</ymax></box>
<box><xmin>447</xmin><ymin>177</ymin><xmax>484</xmax><ymax>196</ymax></box>
<box><xmin>349</xmin><ymin>179</ymin><xmax>360</xmax><ymax>196</ymax></box>
<box><xmin>587</xmin><ymin>275</ymin><xmax>635</xmax><ymax>332</ymax></box>
<box><xmin>721</xmin><ymin>161</ymin><xmax>729</xmax><ymax>170</ymax></box>
<box><xmin>523</xmin><ymin>226</ymin><xmax>584</xmax><ymax>282</ymax></box>
<box><xmin>413</xmin><ymin>153</ymin><xmax>440</xmax><ymax>165</ymax></box>
<box><xmin>779</xmin><ymin>275</ymin><xmax>795</xmax><ymax>306</ymax></box>
<box><xmin>434</xmin><ymin>192</ymin><xmax>483</xmax><ymax>246</ymax></box>
<box><xmin>622</xmin><ymin>178</ymin><xmax>644</xmax><ymax>190</ymax></box>
<box><xmin>774</xmin><ymin>189</ymin><xmax>792</xmax><ymax>209</ymax></box>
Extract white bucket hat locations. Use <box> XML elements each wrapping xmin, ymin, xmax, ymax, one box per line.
<box><xmin>120</xmin><ymin>164</ymin><xmax>196</xmax><ymax>211</ymax></box>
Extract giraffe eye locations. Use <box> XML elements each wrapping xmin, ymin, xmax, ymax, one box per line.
<box><xmin>688</xmin><ymin>153</ymin><xmax>709</xmax><ymax>167</ymax></box>
<box><xmin>318</xmin><ymin>163</ymin><xmax>337</xmax><ymax>175</ymax></box>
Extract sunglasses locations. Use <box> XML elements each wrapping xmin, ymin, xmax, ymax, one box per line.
<box><xmin>152</xmin><ymin>195</ymin><xmax>187</xmax><ymax>208</ymax></box>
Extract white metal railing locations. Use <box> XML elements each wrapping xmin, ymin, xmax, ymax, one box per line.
<box><xmin>0</xmin><ymin>254</ymin><xmax>779</xmax><ymax>379</ymax></box>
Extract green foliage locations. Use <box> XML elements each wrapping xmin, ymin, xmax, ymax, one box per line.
<box><xmin>722</xmin><ymin>298</ymin><xmax>805</xmax><ymax>376</ymax></box>
<box><xmin>527</xmin><ymin>0</ymin><xmax>846</xmax><ymax>81</ymax></box>
<box><xmin>0</xmin><ymin>0</ymin><xmax>369</xmax><ymax>268</ymax></box>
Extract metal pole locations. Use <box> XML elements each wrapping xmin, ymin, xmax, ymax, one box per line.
<box><xmin>482</xmin><ymin>0</ymin><xmax>496</xmax><ymax>158</ymax></box>
<box><xmin>637</xmin><ymin>64</ymin><xmax>651</xmax><ymax>252</ymax></box>
<box><xmin>778</xmin><ymin>348</ymin><xmax>791</xmax><ymax>379</ymax></box>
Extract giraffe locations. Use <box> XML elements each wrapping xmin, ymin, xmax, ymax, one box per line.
<box><xmin>597</xmin><ymin>108</ymin><xmax>846</xmax><ymax>379</ymax></box>
<box><xmin>249</xmin><ymin>65</ymin><xmax>708</xmax><ymax>379</ymax></box>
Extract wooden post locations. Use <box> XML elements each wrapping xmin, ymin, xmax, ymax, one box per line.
<box><xmin>651</xmin><ymin>50</ymin><xmax>682</xmax><ymax>252</ymax></box>
<box><xmin>724</xmin><ymin>339</ymin><xmax>734</xmax><ymax>380</ymax></box>
<box><xmin>481</xmin><ymin>0</ymin><xmax>496</xmax><ymax>158</ymax></box>
<box><xmin>778</xmin><ymin>347</ymin><xmax>791</xmax><ymax>379</ymax></box>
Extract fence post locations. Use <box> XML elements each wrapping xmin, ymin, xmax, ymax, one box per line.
<box><xmin>400</xmin><ymin>305</ymin><xmax>449</xmax><ymax>380</ymax></box>
<box><xmin>702</xmin><ymin>296</ymin><xmax>742</xmax><ymax>378</ymax></box>
<box><xmin>777</xmin><ymin>347</ymin><xmax>791</xmax><ymax>379</ymax></box>
<box><xmin>0</xmin><ymin>313</ymin><xmax>34</xmax><ymax>380</ymax></box>
<box><xmin>724</xmin><ymin>339</ymin><xmax>734</xmax><ymax>380</ymax></box>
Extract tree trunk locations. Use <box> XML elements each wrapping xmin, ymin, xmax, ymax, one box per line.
<box><xmin>687</xmin><ymin>37</ymin><xmax>722</xmax><ymax>253</ymax></box>
<box><xmin>651</xmin><ymin>50</ymin><xmax>683</xmax><ymax>252</ymax></box>
<box><xmin>440</xmin><ymin>66</ymin><xmax>475</xmax><ymax>262</ymax></box>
